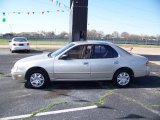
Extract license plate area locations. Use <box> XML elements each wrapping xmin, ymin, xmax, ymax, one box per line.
<box><xmin>19</xmin><ymin>44</ymin><xmax>24</xmax><ymax>46</ymax></box>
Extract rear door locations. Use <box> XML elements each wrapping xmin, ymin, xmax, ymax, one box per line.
<box><xmin>90</xmin><ymin>44</ymin><xmax>119</xmax><ymax>79</ymax></box>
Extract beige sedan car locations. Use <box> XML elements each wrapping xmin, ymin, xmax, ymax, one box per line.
<box><xmin>11</xmin><ymin>41</ymin><xmax>150</xmax><ymax>89</ymax></box>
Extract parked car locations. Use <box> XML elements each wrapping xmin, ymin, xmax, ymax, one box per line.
<box><xmin>9</xmin><ymin>37</ymin><xmax>30</xmax><ymax>53</ymax></box>
<box><xmin>11</xmin><ymin>41</ymin><xmax>150</xmax><ymax>89</ymax></box>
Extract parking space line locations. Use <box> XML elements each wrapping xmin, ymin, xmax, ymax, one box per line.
<box><xmin>151</xmin><ymin>72</ymin><xmax>159</xmax><ymax>76</ymax></box>
<box><xmin>150</xmin><ymin>61</ymin><xmax>160</xmax><ymax>66</ymax></box>
<box><xmin>0</xmin><ymin>105</ymin><xmax>98</xmax><ymax>120</ymax></box>
<box><xmin>17</xmin><ymin>94</ymin><xmax>31</xmax><ymax>98</ymax></box>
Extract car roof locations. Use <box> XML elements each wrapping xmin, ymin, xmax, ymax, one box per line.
<box><xmin>12</xmin><ymin>37</ymin><xmax>27</xmax><ymax>39</ymax></box>
<box><xmin>72</xmin><ymin>40</ymin><xmax>114</xmax><ymax>46</ymax></box>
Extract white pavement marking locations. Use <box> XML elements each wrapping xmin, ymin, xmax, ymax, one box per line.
<box><xmin>17</xmin><ymin>94</ymin><xmax>31</xmax><ymax>98</ymax></box>
<box><xmin>0</xmin><ymin>105</ymin><xmax>98</xmax><ymax>120</ymax></box>
<box><xmin>150</xmin><ymin>61</ymin><xmax>160</xmax><ymax>65</ymax></box>
<box><xmin>151</xmin><ymin>72</ymin><xmax>159</xmax><ymax>76</ymax></box>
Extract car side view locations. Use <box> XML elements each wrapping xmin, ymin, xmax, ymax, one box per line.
<box><xmin>11</xmin><ymin>41</ymin><xmax>150</xmax><ymax>89</ymax></box>
<box><xmin>9</xmin><ymin>37</ymin><xmax>30</xmax><ymax>53</ymax></box>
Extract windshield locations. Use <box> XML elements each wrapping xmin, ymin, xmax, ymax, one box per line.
<box><xmin>50</xmin><ymin>43</ymin><xmax>74</xmax><ymax>57</ymax></box>
<box><xmin>14</xmin><ymin>38</ymin><xmax>27</xmax><ymax>42</ymax></box>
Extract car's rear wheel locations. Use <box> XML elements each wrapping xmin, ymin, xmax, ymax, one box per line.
<box><xmin>113</xmin><ymin>70</ymin><xmax>132</xmax><ymax>88</ymax></box>
<box><xmin>26</xmin><ymin>50</ymin><xmax>30</xmax><ymax>53</ymax></box>
<box><xmin>25</xmin><ymin>69</ymin><xmax>49</xmax><ymax>89</ymax></box>
<box><xmin>11</xmin><ymin>50</ymin><xmax>14</xmax><ymax>53</ymax></box>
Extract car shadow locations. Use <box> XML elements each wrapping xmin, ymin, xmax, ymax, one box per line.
<box><xmin>131</xmin><ymin>76</ymin><xmax>160</xmax><ymax>88</ymax></box>
<box><xmin>117</xmin><ymin>114</ymin><xmax>146</xmax><ymax>119</ymax></box>
<box><xmin>45</xmin><ymin>81</ymin><xmax>111</xmax><ymax>90</ymax></box>
<box><xmin>43</xmin><ymin>76</ymin><xmax>160</xmax><ymax>91</ymax></box>
<box><xmin>14</xmin><ymin>49</ymin><xmax>43</xmax><ymax>54</ymax></box>
<box><xmin>30</xmin><ymin>49</ymin><xmax>44</xmax><ymax>54</ymax></box>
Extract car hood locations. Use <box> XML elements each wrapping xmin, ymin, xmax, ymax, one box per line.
<box><xmin>15</xmin><ymin>53</ymin><xmax>52</xmax><ymax>65</ymax></box>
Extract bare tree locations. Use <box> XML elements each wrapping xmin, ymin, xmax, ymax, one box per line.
<box><xmin>121</xmin><ymin>32</ymin><xmax>130</xmax><ymax>38</ymax></box>
<box><xmin>112</xmin><ymin>31</ymin><xmax>119</xmax><ymax>38</ymax></box>
<box><xmin>57</xmin><ymin>31</ymin><xmax>69</xmax><ymax>39</ymax></box>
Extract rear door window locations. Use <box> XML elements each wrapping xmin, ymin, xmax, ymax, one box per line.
<box><xmin>92</xmin><ymin>45</ymin><xmax>118</xmax><ymax>59</ymax></box>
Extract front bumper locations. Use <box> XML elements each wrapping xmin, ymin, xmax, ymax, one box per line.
<box><xmin>11</xmin><ymin>68</ymin><xmax>26</xmax><ymax>82</ymax></box>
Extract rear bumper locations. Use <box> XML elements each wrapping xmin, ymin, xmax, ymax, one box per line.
<box><xmin>11</xmin><ymin>46</ymin><xmax>30</xmax><ymax>51</ymax></box>
<box><xmin>134</xmin><ymin>66</ymin><xmax>150</xmax><ymax>77</ymax></box>
<box><xmin>146</xmin><ymin>66</ymin><xmax>150</xmax><ymax>76</ymax></box>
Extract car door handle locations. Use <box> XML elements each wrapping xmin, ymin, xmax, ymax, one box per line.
<box><xmin>83</xmin><ymin>62</ymin><xmax>89</xmax><ymax>65</ymax></box>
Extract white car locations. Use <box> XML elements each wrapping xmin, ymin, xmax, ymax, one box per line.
<box><xmin>11</xmin><ymin>41</ymin><xmax>150</xmax><ymax>89</ymax></box>
<box><xmin>9</xmin><ymin>37</ymin><xmax>30</xmax><ymax>53</ymax></box>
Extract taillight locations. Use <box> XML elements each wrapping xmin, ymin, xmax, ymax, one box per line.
<box><xmin>27</xmin><ymin>43</ymin><xmax>29</xmax><ymax>46</ymax></box>
<box><xmin>13</xmin><ymin>43</ymin><xmax>16</xmax><ymax>46</ymax></box>
<box><xmin>146</xmin><ymin>61</ymin><xmax>149</xmax><ymax>66</ymax></box>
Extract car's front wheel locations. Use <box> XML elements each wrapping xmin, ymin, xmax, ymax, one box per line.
<box><xmin>25</xmin><ymin>69</ymin><xmax>49</xmax><ymax>89</ymax></box>
<box><xmin>113</xmin><ymin>70</ymin><xmax>133</xmax><ymax>88</ymax></box>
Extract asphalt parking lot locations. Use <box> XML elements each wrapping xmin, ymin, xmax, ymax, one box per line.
<box><xmin>0</xmin><ymin>49</ymin><xmax>160</xmax><ymax>120</ymax></box>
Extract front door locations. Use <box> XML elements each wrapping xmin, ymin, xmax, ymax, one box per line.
<box><xmin>54</xmin><ymin>45</ymin><xmax>92</xmax><ymax>80</ymax></box>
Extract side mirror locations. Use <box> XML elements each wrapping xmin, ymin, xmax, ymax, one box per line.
<box><xmin>60</xmin><ymin>54</ymin><xmax>68</xmax><ymax>60</ymax></box>
<box><xmin>9</xmin><ymin>40</ymin><xmax>11</xmax><ymax>42</ymax></box>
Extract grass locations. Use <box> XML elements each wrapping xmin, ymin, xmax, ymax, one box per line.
<box><xmin>29</xmin><ymin>39</ymin><xmax>69</xmax><ymax>45</ymax></box>
<box><xmin>0</xmin><ymin>73</ymin><xmax>4</xmax><ymax>77</ymax></box>
<box><xmin>23</xmin><ymin>84</ymin><xmax>114</xmax><ymax>120</ymax></box>
<box><xmin>97</xmin><ymin>90</ymin><xmax>113</xmax><ymax>105</ymax></box>
<box><xmin>23</xmin><ymin>101</ymin><xmax>68</xmax><ymax>120</ymax></box>
<box><xmin>0</xmin><ymin>39</ymin><xmax>9</xmax><ymax>44</ymax></box>
<box><xmin>0</xmin><ymin>39</ymin><xmax>159</xmax><ymax>48</ymax></box>
<box><xmin>0</xmin><ymin>39</ymin><xmax>68</xmax><ymax>45</ymax></box>
<box><xmin>118</xmin><ymin>44</ymin><xmax>160</xmax><ymax>48</ymax></box>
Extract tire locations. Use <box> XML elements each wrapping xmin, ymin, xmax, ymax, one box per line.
<box><xmin>26</xmin><ymin>50</ymin><xmax>30</xmax><ymax>53</ymax></box>
<box><xmin>113</xmin><ymin>70</ymin><xmax>132</xmax><ymax>88</ymax></box>
<box><xmin>25</xmin><ymin>69</ymin><xmax>49</xmax><ymax>89</ymax></box>
<box><xmin>11</xmin><ymin>50</ymin><xmax>14</xmax><ymax>53</ymax></box>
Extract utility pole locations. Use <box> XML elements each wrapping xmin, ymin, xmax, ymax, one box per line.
<box><xmin>70</xmin><ymin>0</ymin><xmax>88</xmax><ymax>42</ymax></box>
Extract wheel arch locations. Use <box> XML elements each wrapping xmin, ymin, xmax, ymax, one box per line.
<box><xmin>113</xmin><ymin>67</ymin><xmax>134</xmax><ymax>79</ymax></box>
<box><xmin>25</xmin><ymin>67</ymin><xmax>50</xmax><ymax>81</ymax></box>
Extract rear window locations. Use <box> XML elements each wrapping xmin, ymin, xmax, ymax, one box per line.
<box><xmin>13</xmin><ymin>38</ymin><xmax>27</xmax><ymax>42</ymax></box>
<box><xmin>116</xmin><ymin>45</ymin><xmax>132</xmax><ymax>55</ymax></box>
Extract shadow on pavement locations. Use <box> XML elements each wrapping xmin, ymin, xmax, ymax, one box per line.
<box><xmin>30</xmin><ymin>49</ymin><xmax>43</xmax><ymax>54</ymax></box>
<box><xmin>132</xmin><ymin>76</ymin><xmax>160</xmax><ymax>88</ymax></box>
<box><xmin>14</xmin><ymin>49</ymin><xmax>43</xmax><ymax>54</ymax></box>
<box><xmin>45</xmin><ymin>81</ymin><xmax>111</xmax><ymax>90</ymax></box>
<box><xmin>117</xmin><ymin>114</ymin><xmax>146</xmax><ymax>119</ymax></box>
<box><xmin>42</xmin><ymin>76</ymin><xmax>160</xmax><ymax>91</ymax></box>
